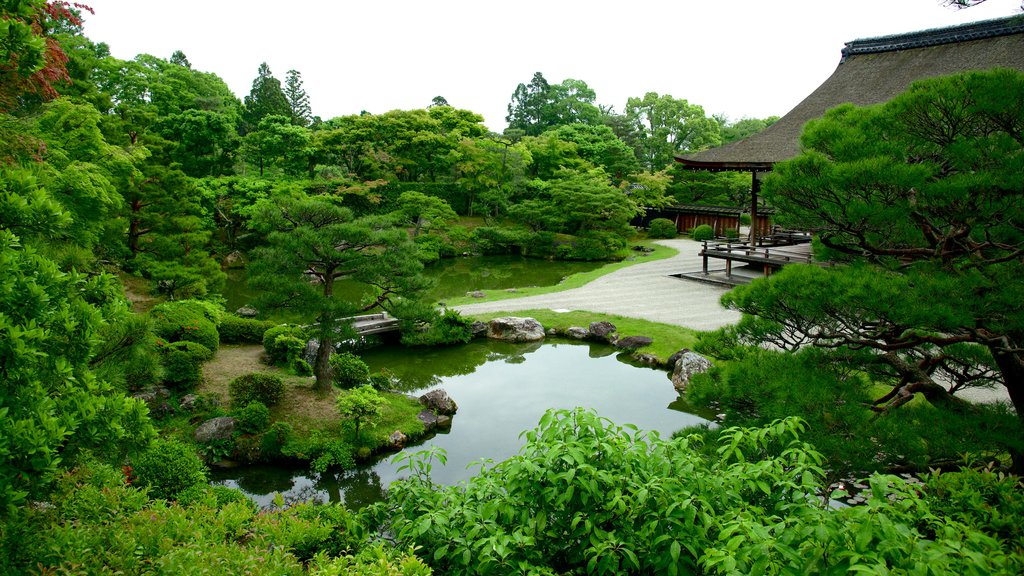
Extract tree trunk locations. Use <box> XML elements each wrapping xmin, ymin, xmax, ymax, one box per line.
<box><xmin>313</xmin><ymin>273</ymin><xmax>336</xmax><ymax>393</ymax></box>
<box><xmin>989</xmin><ymin>344</ymin><xmax>1024</xmax><ymax>474</ymax></box>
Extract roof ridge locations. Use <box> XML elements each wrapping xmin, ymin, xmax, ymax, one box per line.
<box><xmin>842</xmin><ymin>14</ymin><xmax>1024</xmax><ymax>59</ymax></box>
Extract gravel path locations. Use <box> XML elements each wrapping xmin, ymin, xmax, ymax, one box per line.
<box><xmin>453</xmin><ymin>239</ymin><xmax>740</xmax><ymax>331</ymax></box>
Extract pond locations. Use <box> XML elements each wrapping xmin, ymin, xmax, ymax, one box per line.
<box><xmin>222</xmin><ymin>254</ymin><xmax>605</xmax><ymax>315</ymax></box>
<box><xmin>211</xmin><ymin>339</ymin><xmax>712</xmax><ymax>509</ymax></box>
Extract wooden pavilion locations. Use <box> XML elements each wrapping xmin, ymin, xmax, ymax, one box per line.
<box><xmin>674</xmin><ymin>15</ymin><xmax>1024</xmax><ymax>281</ymax></box>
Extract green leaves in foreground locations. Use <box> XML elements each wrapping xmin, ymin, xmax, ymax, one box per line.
<box><xmin>367</xmin><ymin>409</ymin><xmax>1024</xmax><ymax>575</ymax></box>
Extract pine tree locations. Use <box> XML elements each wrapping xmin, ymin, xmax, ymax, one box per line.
<box><xmin>284</xmin><ymin>69</ymin><xmax>312</xmax><ymax>126</ymax></box>
<box><xmin>241</xmin><ymin>62</ymin><xmax>290</xmax><ymax>133</ymax></box>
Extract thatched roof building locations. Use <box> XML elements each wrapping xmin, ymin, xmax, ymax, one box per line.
<box><xmin>677</xmin><ymin>15</ymin><xmax>1024</xmax><ymax>172</ymax></box>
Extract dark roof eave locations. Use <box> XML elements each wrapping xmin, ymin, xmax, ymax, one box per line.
<box><xmin>674</xmin><ymin>156</ymin><xmax>774</xmax><ymax>172</ymax></box>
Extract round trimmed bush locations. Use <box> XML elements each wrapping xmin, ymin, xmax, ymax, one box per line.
<box><xmin>159</xmin><ymin>341</ymin><xmax>213</xmax><ymax>391</ymax></box>
<box><xmin>219</xmin><ymin>315</ymin><xmax>276</xmax><ymax>344</ymax></box>
<box><xmin>229</xmin><ymin>372</ymin><xmax>286</xmax><ymax>407</ymax></box>
<box><xmin>691</xmin><ymin>224</ymin><xmax>715</xmax><ymax>242</ymax></box>
<box><xmin>149</xmin><ymin>300</ymin><xmax>221</xmax><ymax>352</ymax></box>
<box><xmin>234</xmin><ymin>401</ymin><xmax>271</xmax><ymax>434</ymax></box>
<box><xmin>131</xmin><ymin>438</ymin><xmax>208</xmax><ymax>500</ymax></box>
<box><xmin>648</xmin><ymin>218</ymin><xmax>677</xmax><ymax>238</ymax></box>
<box><xmin>262</xmin><ymin>324</ymin><xmax>306</xmax><ymax>365</ymax></box>
<box><xmin>330</xmin><ymin>351</ymin><xmax>370</xmax><ymax>389</ymax></box>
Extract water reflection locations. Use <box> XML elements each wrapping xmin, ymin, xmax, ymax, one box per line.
<box><xmin>213</xmin><ymin>339</ymin><xmax>710</xmax><ymax>509</ymax></box>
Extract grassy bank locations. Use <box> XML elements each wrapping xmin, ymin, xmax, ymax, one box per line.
<box><xmin>440</xmin><ymin>240</ymin><xmax>678</xmax><ymax>306</ymax></box>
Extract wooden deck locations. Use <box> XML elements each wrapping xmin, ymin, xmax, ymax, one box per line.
<box><xmin>677</xmin><ymin>230</ymin><xmax>818</xmax><ymax>286</ymax></box>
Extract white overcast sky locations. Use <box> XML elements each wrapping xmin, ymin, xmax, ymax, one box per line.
<box><xmin>80</xmin><ymin>0</ymin><xmax>1021</xmax><ymax>132</ymax></box>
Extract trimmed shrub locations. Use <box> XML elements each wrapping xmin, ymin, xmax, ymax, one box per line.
<box><xmin>400</xmin><ymin>308</ymin><xmax>474</xmax><ymax>346</ymax></box>
<box><xmin>293</xmin><ymin>357</ymin><xmax>313</xmax><ymax>376</ymax></box>
<box><xmin>149</xmin><ymin>300</ymin><xmax>221</xmax><ymax>352</ymax></box>
<box><xmin>648</xmin><ymin>218</ymin><xmax>677</xmax><ymax>238</ymax></box>
<box><xmin>131</xmin><ymin>438</ymin><xmax>207</xmax><ymax>500</ymax></box>
<box><xmin>413</xmin><ymin>233</ymin><xmax>451</xmax><ymax>263</ymax></box>
<box><xmin>229</xmin><ymin>372</ymin><xmax>286</xmax><ymax>407</ymax></box>
<box><xmin>234</xmin><ymin>401</ymin><xmax>271</xmax><ymax>434</ymax></box>
<box><xmin>691</xmin><ymin>224</ymin><xmax>715</xmax><ymax>242</ymax></box>
<box><xmin>330</xmin><ymin>351</ymin><xmax>370</xmax><ymax>389</ymax></box>
<box><xmin>219</xmin><ymin>315</ymin><xmax>276</xmax><ymax>344</ymax></box>
<box><xmin>263</xmin><ymin>324</ymin><xmax>306</xmax><ymax>365</ymax></box>
<box><xmin>159</xmin><ymin>340</ymin><xmax>213</xmax><ymax>391</ymax></box>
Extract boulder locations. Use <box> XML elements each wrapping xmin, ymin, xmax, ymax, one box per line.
<box><xmin>567</xmin><ymin>326</ymin><xmax>589</xmax><ymax>340</ymax></box>
<box><xmin>616</xmin><ymin>335</ymin><xmax>653</xmax><ymax>349</ymax></box>
<box><xmin>436</xmin><ymin>415</ymin><xmax>453</xmax><ymax>428</ymax></box>
<box><xmin>588</xmin><ymin>321</ymin><xmax>617</xmax><ymax>343</ymax></box>
<box><xmin>235</xmin><ymin>306</ymin><xmax>258</xmax><ymax>318</ymax></box>
<box><xmin>419</xmin><ymin>389</ymin><xmax>458</xmax><ymax>415</ymax></box>
<box><xmin>632</xmin><ymin>353</ymin><xmax>662</xmax><ymax>367</ymax></box>
<box><xmin>194</xmin><ymin>416</ymin><xmax>236</xmax><ymax>443</ymax></box>
<box><xmin>487</xmin><ymin>317</ymin><xmax>545</xmax><ymax>342</ymax></box>
<box><xmin>133</xmin><ymin>387</ymin><xmax>173</xmax><ymax>417</ymax></box>
<box><xmin>302</xmin><ymin>338</ymin><xmax>319</xmax><ymax>366</ymax></box>
<box><xmin>467</xmin><ymin>290</ymin><xmax>487</xmax><ymax>298</ymax></box>
<box><xmin>179</xmin><ymin>394</ymin><xmax>201</xmax><ymax>412</ymax></box>
<box><xmin>671</xmin><ymin>350</ymin><xmax>713</xmax><ymax>391</ymax></box>
<box><xmin>222</xmin><ymin>250</ymin><xmax>246</xmax><ymax>269</ymax></box>
<box><xmin>469</xmin><ymin>320</ymin><xmax>488</xmax><ymax>338</ymax></box>
<box><xmin>417</xmin><ymin>409</ymin><xmax>439</xmax><ymax>432</ymax></box>
<box><xmin>387</xmin><ymin>430</ymin><xmax>408</xmax><ymax>450</ymax></box>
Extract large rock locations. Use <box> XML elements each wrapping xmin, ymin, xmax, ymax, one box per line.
<box><xmin>387</xmin><ymin>430</ymin><xmax>408</xmax><ymax>450</ymax></box>
<box><xmin>469</xmin><ymin>320</ymin><xmax>488</xmax><ymax>338</ymax></box>
<box><xmin>671</xmin><ymin>350</ymin><xmax>713</xmax><ymax>391</ymax></box>
<box><xmin>235</xmin><ymin>306</ymin><xmax>259</xmax><ymax>318</ymax></box>
<box><xmin>616</xmin><ymin>335</ymin><xmax>653</xmax><ymax>349</ymax></box>
<box><xmin>302</xmin><ymin>338</ymin><xmax>319</xmax><ymax>366</ymax></box>
<box><xmin>419</xmin><ymin>388</ymin><xmax>458</xmax><ymax>415</ymax></box>
<box><xmin>588</xmin><ymin>321</ymin><xmax>617</xmax><ymax>343</ymax></box>
<box><xmin>487</xmin><ymin>317</ymin><xmax>545</xmax><ymax>342</ymax></box>
<box><xmin>417</xmin><ymin>409</ymin><xmax>439</xmax><ymax>432</ymax></box>
<box><xmin>194</xmin><ymin>416</ymin><xmax>236</xmax><ymax>443</ymax></box>
<box><xmin>567</xmin><ymin>326</ymin><xmax>589</xmax><ymax>340</ymax></box>
<box><xmin>133</xmin><ymin>387</ymin><xmax>173</xmax><ymax>418</ymax></box>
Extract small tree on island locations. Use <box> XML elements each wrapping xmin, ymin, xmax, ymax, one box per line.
<box><xmin>337</xmin><ymin>385</ymin><xmax>384</xmax><ymax>442</ymax></box>
<box><xmin>247</xmin><ymin>194</ymin><xmax>429</xmax><ymax>392</ymax></box>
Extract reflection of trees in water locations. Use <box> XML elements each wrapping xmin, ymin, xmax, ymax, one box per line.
<box><xmin>315</xmin><ymin>467</ymin><xmax>386</xmax><ymax>510</ymax></box>
<box><xmin>232</xmin><ymin>465</ymin><xmax>298</xmax><ymax>495</ymax></box>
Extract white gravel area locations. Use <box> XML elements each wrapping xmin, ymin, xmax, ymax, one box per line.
<box><xmin>453</xmin><ymin>238</ymin><xmax>740</xmax><ymax>332</ymax></box>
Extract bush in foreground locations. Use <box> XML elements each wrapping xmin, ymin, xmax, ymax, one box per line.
<box><xmin>229</xmin><ymin>372</ymin><xmax>286</xmax><ymax>407</ymax></box>
<box><xmin>647</xmin><ymin>217</ymin><xmax>677</xmax><ymax>238</ymax></box>
<box><xmin>691</xmin><ymin>223</ymin><xmax>714</xmax><ymax>242</ymax></box>
<box><xmin>368</xmin><ymin>409</ymin><xmax>1024</xmax><ymax>575</ymax></box>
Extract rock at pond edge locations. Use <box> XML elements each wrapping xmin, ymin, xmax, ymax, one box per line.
<box><xmin>487</xmin><ymin>317</ymin><xmax>545</xmax><ymax>342</ymax></box>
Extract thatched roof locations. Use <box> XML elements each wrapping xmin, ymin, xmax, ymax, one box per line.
<box><xmin>677</xmin><ymin>15</ymin><xmax>1024</xmax><ymax>172</ymax></box>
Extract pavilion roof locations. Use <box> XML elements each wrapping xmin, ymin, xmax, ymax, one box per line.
<box><xmin>676</xmin><ymin>15</ymin><xmax>1024</xmax><ymax>172</ymax></box>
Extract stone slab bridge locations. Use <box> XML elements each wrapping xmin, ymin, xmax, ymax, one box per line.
<box><xmin>348</xmin><ymin>313</ymin><xmax>400</xmax><ymax>335</ymax></box>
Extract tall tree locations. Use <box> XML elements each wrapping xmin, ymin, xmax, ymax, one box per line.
<box><xmin>624</xmin><ymin>92</ymin><xmax>721</xmax><ymax>171</ymax></box>
<box><xmin>248</xmin><ymin>195</ymin><xmax>427</xmax><ymax>391</ymax></box>
<box><xmin>169</xmin><ymin>49</ymin><xmax>191</xmax><ymax>68</ymax></box>
<box><xmin>284</xmin><ymin>68</ymin><xmax>312</xmax><ymax>127</ymax></box>
<box><xmin>724</xmin><ymin>69</ymin><xmax>1024</xmax><ymax>469</ymax></box>
<box><xmin>505</xmin><ymin>71</ymin><xmax>552</xmax><ymax>136</ymax></box>
<box><xmin>242</xmin><ymin>62</ymin><xmax>290</xmax><ymax>134</ymax></box>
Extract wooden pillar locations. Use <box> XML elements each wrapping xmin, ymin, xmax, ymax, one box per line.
<box><xmin>702</xmin><ymin>241</ymin><xmax>708</xmax><ymax>274</ymax></box>
<box><xmin>749</xmin><ymin>170</ymin><xmax>760</xmax><ymax>246</ymax></box>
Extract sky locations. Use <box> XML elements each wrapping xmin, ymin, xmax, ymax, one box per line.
<box><xmin>80</xmin><ymin>0</ymin><xmax>1022</xmax><ymax>132</ymax></box>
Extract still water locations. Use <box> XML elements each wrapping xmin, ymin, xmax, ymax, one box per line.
<box><xmin>211</xmin><ymin>339</ymin><xmax>710</xmax><ymax>509</ymax></box>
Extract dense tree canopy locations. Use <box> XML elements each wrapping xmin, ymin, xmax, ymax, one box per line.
<box><xmin>725</xmin><ymin>69</ymin><xmax>1024</xmax><ymax>469</ymax></box>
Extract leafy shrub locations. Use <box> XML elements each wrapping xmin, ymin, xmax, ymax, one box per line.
<box><xmin>260</xmin><ymin>421</ymin><xmax>296</xmax><ymax>460</ymax></box>
<box><xmin>691</xmin><ymin>223</ymin><xmax>714</xmax><ymax>241</ymax></box>
<box><xmin>413</xmin><ymin>234</ymin><xmax>451</xmax><ymax>264</ymax></box>
<box><xmin>131</xmin><ymin>438</ymin><xmax>207</xmax><ymax>500</ymax></box>
<box><xmin>647</xmin><ymin>217</ymin><xmax>677</xmax><ymax>238</ymax></box>
<box><xmin>330</xmin><ymin>351</ymin><xmax>370</xmax><ymax>389</ymax></box>
<box><xmin>175</xmin><ymin>484</ymin><xmax>254</xmax><ymax>510</ymax></box>
<box><xmin>400</xmin><ymin>308</ymin><xmax>474</xmax><ymax>346</ymax></box>
<box><xmin>471</xmin><ymin>226</ymin><xmax>527</xmax><ymax>254</ymax></box>
<box><xmin>293</xmin><ymin>357</ymin><xmax>313</xmax><ymax>376</ymax></box>
<box><xmin>263</xmin><ymin>324</ymin><xmax>306</xmax><ymax>365</ymax></box>
<box><xmin>158</xmin><ymin>340</ymin><xmax>213</xmax><ymax>391</ymax></box>
<box><xmin>724</xmin><ymin>228</ymin><xmax>740</xmax><ymax>239</ymax></box>
<box><xmin>219</xmin><ymin>315</ymin><xmax>276</xmax><ymax>344</ymax></box>
<box><xmin>369</xmin><ymin>369</ymin><xmax>398</xmax><ymax>391</ymax></box>
<box><xmin>234</xmin><ymin>401</ymin><xmax>271</xmax><ymax>434</ymax></box>
<box><xmin>149</xmin><ymin>300</ymin><xmax>221</xmax><ymax>351</ymax></box>
<box><xmin>229</xmin><ymin>372</ymin><xmax>286</xmax><ymax>407</ymax></box>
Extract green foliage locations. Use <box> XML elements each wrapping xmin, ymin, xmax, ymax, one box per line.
<box><xmin>260</xmin><ymin>421</ymin><xmax>296</xmax><ymax>460</ymax></box>
<box><xmin>218</xmin><ymin>314</ymin><xmax>275</xmax><ymax>344</ymax></box>
<box><xmin>175</xmin><ymin>484</ymin><xmax>254</xmax><ymax>510</ymax></box>
<box><xmin>337</xmin><ymin>385</ymin><xmax>385</xmax><ymax>442</ymax></box>
<box><xmin>262</xmin><ymin>324</ymin><xmax>306</xmax><ymax>365</ymax></box>
<box><xmin>0</xmin><ymin>230</ymin><xmax>155</xmax><ymax>512</ymax></box>
<box><xmin>331</xmin><ymin>351</ymin><xmax>371</xmax><ymax>389</ymax></box>
<box><xmin>369</xmin><ymin>409</ymin><xmax>1024</xmax><ymax>575</ymax></box>
<box><xmin>157</xmin><ymin>340</ymin><xmax>212</xmax><ymax>391</ymax></box>
<box><xmin>149</xmin><ymin>299</ymin><xmax>221</xmax><ymax>352</ymax></box>
<box><xmin>647</xmin><ymin>217</ymin><xmax>677</xmax><ymax>238</ymax></box>
<box><xmin>130</xmin><ymin>438</ymin><xmax>207</xmax><ymax>500</ymax></box>
<box><xmin>413</xmin><ymin>233</ymin><xmax>451</xmax><ymax>263</ymax></box>
<box><xmin>691</xmin><ymin>223</ymin><xmax>714</xmax><ymax>241</ymax></box>
<box><xmin>400</xmin><ymin>308</ymin><xmax>474</xmax><ymax>346</ymax></box>
<box><xmin>228</xmin><ymin>372</ymin><xmax>286</xmax><ymax>408</ymax></box>
<box><xmin>233</xmin><ymin>401</ymin><xmax>271</xmax><ymax>435</ymax></box>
